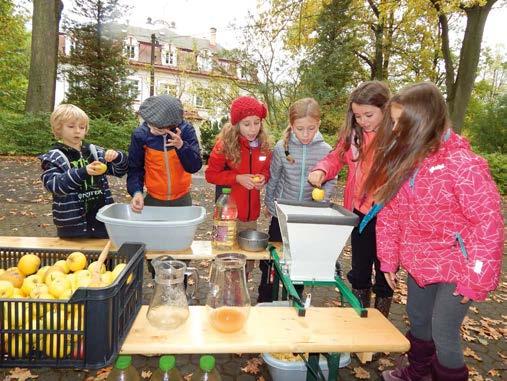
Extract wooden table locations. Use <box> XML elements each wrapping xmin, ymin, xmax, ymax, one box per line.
<box><xmin>0</xmin><ymin>236</ymin><xmax>278</xmax><ymax>260</ymax></box>
<box><xmin>121</xmin><ymin>306</ymin><xmax>409</xmax><ymax>359</ymax></box>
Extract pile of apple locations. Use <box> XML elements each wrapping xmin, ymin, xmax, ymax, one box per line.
<box><xmin>0</xmin><ymin>252</ymin><xmax>130</xmax><ymax>359</ymax></box>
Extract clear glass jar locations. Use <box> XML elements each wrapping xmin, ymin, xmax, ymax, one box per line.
<box><xmin>206</xmin><ymin>253</ymin><xmax>250</xmax><ymax>333</ymax></box>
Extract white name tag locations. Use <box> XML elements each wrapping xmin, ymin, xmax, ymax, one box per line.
<box><xmin>259</xmin><ymin>156</ymin><xmax>267</xmax><ymax>161</ymax></box>
<box><xmin>429</xmin><ymin>164</ymin><xmax>445</xmax><ymax>173</ymax></box>
<box><xmin>473</xmin><ymin>260</ymin><xmax>483</xmax><ymax>274</ymax></box>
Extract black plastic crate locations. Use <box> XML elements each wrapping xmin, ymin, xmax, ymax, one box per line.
<box><xmin>0</xmin><ymin>242</ymin><xmax>144</xmax><ymax>369</ymax></box>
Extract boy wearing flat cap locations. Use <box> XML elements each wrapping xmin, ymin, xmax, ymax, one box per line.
<box><xmin>127</xmin><ymin>95</ymin><xmax>202</xmax><ymax>211</ymax></box>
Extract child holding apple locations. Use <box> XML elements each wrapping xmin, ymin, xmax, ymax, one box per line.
<box><xmin>261</xmin><ymin>97</ymin><xmax>335</xmax><ymax>302</ymax></box>
<box><xmin>308</xmin><ymin>81</ymin><xmax>393</xmax><ymax>317</ymax></box>
<box><xmin>39</xmin><ymin>104</ymin><xmax>128</xmax><ymax>238</ymax></box>
<box><xmin>205</xmin><ymin>96</ymin><xmax>272</xmax><ymax>233</ymax></box>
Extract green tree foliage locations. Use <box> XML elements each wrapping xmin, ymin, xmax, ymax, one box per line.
<box><xmin>0</xmin><ymin>1</ymin><xmax>30</xmax><ymax>111</ymax></box>
<box><xmin>61</xmin><ymin>0</ymin><xmax>135</xmax><ymax>123</ymax></box>
<box><xmin>199</xmin><ymin>117</ymin><xmax>227</xmax><ymax>162</ymax></box>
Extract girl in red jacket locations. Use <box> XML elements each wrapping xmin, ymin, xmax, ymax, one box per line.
<box><xmin>308</xmin><ymin>81</ymin><xmax>392</xmax><ymax>317</ymax></box>
<box><xmin>363</xmin><ymin>83</ymin><xmax>503</xmax><ymax>381</ymax></box>
<box><xmin>205</xmin><ymin>96</ymin><xmax>271</xmax><ymax>232</ymax></box>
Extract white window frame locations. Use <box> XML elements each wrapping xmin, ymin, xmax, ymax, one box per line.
<box><xmin>161</xmin><ymin>44</ymin><xmax>178</xmax><ymax>67</ymax></box>
<box><xmin>124</xmin><ymin>36</ymin><xmax>139</xmax><ymax>60</ymax></box>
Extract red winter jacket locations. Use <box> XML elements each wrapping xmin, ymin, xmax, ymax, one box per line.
<box><xmin>376</xmin><ymin>131</ymin><xmax>503</xmax><ymax>301</ymax></box>
<box><xmin>205</xmin><ymin>137</ymin><xmax>271</xmax><ymax>222</ymax></box>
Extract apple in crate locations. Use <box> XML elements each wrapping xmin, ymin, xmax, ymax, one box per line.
<box><xmin>66</xmin><ymin>252</ymin><xmax>87</xmax><ymax>272</ymax></box>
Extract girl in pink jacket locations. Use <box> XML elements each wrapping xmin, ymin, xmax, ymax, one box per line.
<box><xmin>363</xmin><ymin>82</ymin><xmax>503</xmax><ymax>381</ymax></box>
<box><xmin>308</xmin><ymin>81</ymin><xmax>392</xmax><ymax>317</ymax></box>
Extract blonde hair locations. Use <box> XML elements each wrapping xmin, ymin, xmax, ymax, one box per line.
<box><xmin>283</xmin><ymin>98</ymin><xmax>321</xmax><ymax>164</ymax></box>
<box><xmin>50</xmin><ymin>104</ymin><xmax>89</xmax><ymax>138</ymax></box>
<box><xmin>216</xmin><ymin>121</ymin><xmax>271</xmax><ymax>165</ymax></box>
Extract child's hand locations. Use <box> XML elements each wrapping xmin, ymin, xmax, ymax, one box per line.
<box><xmin>130</xmin><ymin>193</ymin><xmax>144</xmax><ymax>213</ymax></box>
<box><xmin>104</xmin><ymin>149</ymin><xmax>119</xmax><ymax>162</ymax></box>
<box><xmin>263</xmin><ymin>207</ymin><xmax>271</xmax><ymax>217</ymax></box>
<box><xmin>86</xmin><ymin>161</ymin><xmax>106</xmax><ymax>176</ymax></box>
<box><xmin>308</xmin><ymin>170</ymin><xmax>325</xmax><ymax>188</ymax></box>
<box><xmin>166</xmin><ymin>128</ymin><xmax>183</xmax><ymax>149</ymax></box>
<box><xmin>384</xmin><ymin>272</ymin><xmax>397</xmax><ymax>290</ymax></box>
<box><xmin>236</xmin><ymin>174</ymin><xmax>256</xmax><ymax>190</ymax></box>
<box><xmin>252</xmin><ymin>174</ymin><xmax>266</xmax><ymax>189</ymax></box>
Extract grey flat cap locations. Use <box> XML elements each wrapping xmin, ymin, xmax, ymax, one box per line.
<box><xmin>138</xmin><ymin>95</ymin><xmax>183</xmax><ymax>128</ymax></box>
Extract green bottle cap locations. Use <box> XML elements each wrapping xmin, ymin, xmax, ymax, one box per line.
<box><xmin>159</xmin><ymin>355</ymin><xmax>176</xmax><ymax>372</ymax></box>
<box><xmin>222</xmin><ymin>188</ymin><xmax>231</xmax><ymax>194</ymax></box>
<box><xmin>115</xmin><ymin>355</ymin><xmax>132</xmax><ymax>370</ymax></box>
<box><xmin>199</xmin><ymin>355</ymin><xmax>215</xmax><ymax>372</ymax></box>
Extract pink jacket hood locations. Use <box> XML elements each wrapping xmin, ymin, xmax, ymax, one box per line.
<box><xmin>376</xmin><ymin>131</ymin><xmax>504</xmax><ymax>301</ymax></box>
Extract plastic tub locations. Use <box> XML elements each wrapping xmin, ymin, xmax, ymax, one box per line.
<box><xmin>97</xmin><ymin>203</ymin><xmax>206</xmax><ymax>250</ymax></box>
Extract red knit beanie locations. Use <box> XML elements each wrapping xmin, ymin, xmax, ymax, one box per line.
<box><xmin>230</xmin><ymin>96</ymin><xmax>267</xmax><ymax>125</ymax></box>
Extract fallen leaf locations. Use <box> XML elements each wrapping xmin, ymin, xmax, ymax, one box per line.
<box><xmin>5</xmin><ymin>368</ymin><xmax>39</xmax><ymax>381</ymax></box>
<box><xmin>464</xmin><ymin>347</ymin><xmax>482</xmax><ymax>361</ymax></box>
<box><xmin>257</xmin><ymin>377</ymin><xmax>266</xmax><ymax>381</ymax></box>
<box><xmin>85</xmin><ymin>366</ymin><xmax>112</xmax><ymax>381</ymax></box>
<box><xmin>352</xmin><ymin>367</ymin><xmax>370</xmax><ymax>379</ymax></box>
<box><xmin>241</xmin><ymin>357</ymin><xmax>263</xmax><ymax>374</ymax></box>
<box><xmin>377</xmin><ymin>357</ymin><xmax>395</xmax><ymax>371</ymax></box>
<box><xmin>487</xmin><ymin>369</ymin><xmax>500</xmax><ymax>377</ymax></box>
<box><xmin>183</xmin><ymin>373</ymin><xmax>193</xmax><ymax>381</ymax></box>
<box><xmin>141</xmin><ymin>369</ymin><xmax>152</xmax><ymax>379</ymax></box>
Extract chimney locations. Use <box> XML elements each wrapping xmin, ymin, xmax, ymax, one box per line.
<box><xmin>210</xmin><ymin>27</ymin><xmax>217</xmax><ymax>48</ymax></box>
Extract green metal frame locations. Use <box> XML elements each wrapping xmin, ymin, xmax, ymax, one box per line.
<box><xmin>267</xmin><ymin>245</ymin><xmax>368</xmax><ymax>380</ymax></box>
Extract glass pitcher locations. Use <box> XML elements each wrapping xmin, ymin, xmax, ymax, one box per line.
<box><xmin>147</xmin><ymin>257</ymin><xmax>198</xmax><ymax>330</ymax></box>
<box><xmin>206</xmin><ymin>253</ymin><xmax>250</xmax><ymax>333</ymax></box>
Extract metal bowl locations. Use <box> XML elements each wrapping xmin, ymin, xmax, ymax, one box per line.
<box><xmin>238</xmin><ymin>229</ymin><xmax>269</xmax><ymax>252</ymax></box>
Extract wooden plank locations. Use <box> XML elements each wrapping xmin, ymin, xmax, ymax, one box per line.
<box><xmin>0</xmin><ymin>237</ymin><xmax>278</xmax><ymax>260</ymax></box>
<box><xmin>121</xmin><ymin>306</ymin><xmax>410</xmax><ymax>355</ymax></box>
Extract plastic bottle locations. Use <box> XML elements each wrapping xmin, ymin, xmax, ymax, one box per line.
<box><xmin>107</xmin><ymin>355</ymin><xmax>141</xmax><ymax>381</ymax></box>
<box><xmin>150</xmin><ymin>355</ymin><xmax>183</xmax><ymax>381</ymax></box>
<box><xmin>190</xmin><ymin>355</ymin><xmax>222</xmax><ymax>381</ymax></box>
<box><xmin>212</xmin><ymin>188</ymin><xmax>238</xmax><ymax>250</ymax></box>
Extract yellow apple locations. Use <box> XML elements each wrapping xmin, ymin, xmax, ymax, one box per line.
<box><xmin>0</xmin><ymin>280</ymin><xmax>14</xmax><ymax>298</ymax></box>
<box><xmin>17</xmin><ymin>254</ymin><xmax>41</xmax><ymax>276</ymax></box>
<box><xmin>5</xmin><ymin>333</ymin><xmax>31</xmax><ymax>357</ymax></box>
<box><xmin>88</xmin><ymin>261</ymin><xmax>106</xmax><ymax>274</ymax></box>
<box><xmin>45</xmin><ymin>309</ymin><xmax>68</xmax><ymax>330</ymax></box>
<box><xmin>48</xmin><ymin>277</ymin><xmax>72</xmax><ymax>298</ymax></box>
<box><xmin>252</xmin><ymin>175</ymin><xmax>262</xmax><ymax>183</ymax></box>
<box><xmin>312</xmin><ymin>187</ymin><xmax>325</xmax><ymax>201</ymax></box>
<box><xmin>100</xmin><ymin>271</ymin><xmax>114</xmax><ymax>286</ymax></box>
<box><xmin>111</xmin><ymin>263</ymin><xmax>126</xmax><ymax>281</ymax></box>
<box><xmin>74</xmin><ymin>270</ymin><xmax>92</xmax><ymax>288</ymax></box>
<box><xmin>44</xmin><ymin>334</ymin><xmax>71</xmax><ymax>358</ymax></box>
<box><xmin>66</xmin><ymin>252</ymin><xmax>87</xmax><ymax>272</ymax></box>
<box><xmin>3</xmin><ymin>301</ymin><xmax>29</xmax><ymax>327</ymax></box>
<box><xmin>29</xmin><ymin>283</ymin><xmax>49</xmax><ymax>299</ymax></box>
<box><xmin>21</xmin><ymin>274</ymin><xmax>42</xmax><ymax>297</ymax></box>
<box><xmin>95</xmin><ymin>162</ymin><xmax>107</xmax><ymax>175</ymax></box>
<box><xmin>43</xmin><ymin>266</ymin><xmax>65</xmax><ymax>286</ymax></box>
<box><xmin>0</xmin><ymin>269</ymin><xmax>5</xmax><ymax>276</ymax></box>
<box><xmin>58</xmin><ymin>288</ymin><xmax>73</xmax><ymax>300</ymax></box>
<box><xmin>53</xmin><ymin>260</ymin><xmax>70</xmax><ymax>274</ymax></box>
<box><xmin>12</xmin><ymin>288</ymin><xmax>24</xmax><ymax>298</ymax></box>
<box><xmin>0</xmin><ymin>268</ymin><xmax>25</xmax><ymax>288</ymax></box>
<box><xmin>36</xmin><ymin>265</ymin><xmax>51</xmax><ymax>282</ymax></box>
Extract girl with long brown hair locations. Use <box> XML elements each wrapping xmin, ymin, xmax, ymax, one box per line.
<box><xmin>363</xmin><ymin>83</ymin><xmax>503</xmax><ymax>381</ymax></box>
<box><xmin>308</xmin><ymin>81</ymin><xmax>393</xmax><ymax>317</ymax></box>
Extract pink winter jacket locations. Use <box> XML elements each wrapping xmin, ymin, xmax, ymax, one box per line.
<box><xmin>312</xmin><ymin>133</ymin><xmax>376</xmax><ymax>213</ymax></box>
<box><xmin>376</xmin><ymin>131</ymin><xmax>503</xmax><ymax>301</ymax></box>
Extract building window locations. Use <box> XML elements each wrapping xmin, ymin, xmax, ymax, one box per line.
<box><xmin>124</xmin><ymin>36</ymin><xmax>139</xmax><ymax>60</ymax></box>
<box><xmin>197</xmin><ymin>49</ymin><xmax>213</xmax><ymax>72</ymax></box>
<box><xmin>127</xmin><ymin>79</ymin><xmax>140</xmax><ymax>99</ymax></box>
<box><xmin>158</xmin><ymin>82</ymin><xmax>177</xmax><ymax>96</ymax></box>
<box><xmin>162</xmin><ymin>44</ymin><xmax>177</xmax><ymax>66</ymax></box>
<box><xmin>195</xmin><ymin>94</ymin><xmax>204</xmax><ymax>108</ymax></box>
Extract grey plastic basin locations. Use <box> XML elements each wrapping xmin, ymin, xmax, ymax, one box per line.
<box><xmin>97</xmin><ymin>203</ymin><xmax>206</xmax><ymax>250</ymax></box>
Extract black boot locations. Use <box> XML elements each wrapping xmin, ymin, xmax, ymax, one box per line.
<box><xmin>352</xmin><ymin>288</ymin><xmax>371</xmax><ymax>308</ymax></box>
<box><xmin>374</xmin><ymin>296</ymin><xmax>392</xmax><ymax>318</ymax></box>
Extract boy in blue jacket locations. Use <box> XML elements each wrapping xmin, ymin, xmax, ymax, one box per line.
<box><xmin>127</xmin><ymin>95</ymin><xmax>202</xmax><ymax>211</ymax></box>
<box><xmin>39</xmin><ymin>104</ymin><xmax>128</xmax><ymax>238</ymax></box>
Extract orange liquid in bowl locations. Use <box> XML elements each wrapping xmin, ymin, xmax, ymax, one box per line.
<box><xmin>209</xmin><ymin>307</ymin><xmax>248</xmax><ymax>333</ymax></box>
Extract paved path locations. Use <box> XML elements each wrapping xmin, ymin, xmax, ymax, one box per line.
<box><xmin>0</xmin><ymin>157</ymin><xmax>504</xmax><ymax>381</ymax></box>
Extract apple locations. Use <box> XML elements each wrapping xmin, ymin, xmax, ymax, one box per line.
<box><xmin>312</xmin><ymin>187</ymin><xmax>325</xmax><ymax>201</ymax></box>
<box><xmin>44</xmin><ymin>334</ymin><xmax>71</xmax><ymax>358</ymax></box>
<box><xmin>5</xmin><ymin>333</ymin><xmax>31</xmax><ymax>357</ymax></box>
<box><xmin>36</xmin><ymin>265</ymin><xmax>51</xmax><ymax>282</ymax></box>
<box><xmin>111</xmin><ymin>263</ymin><xmax>126</xmax><ymax>281</ymax></box>
<box><xmin>43</xmin><ymin>266</ymin><xmax>65</xmax><ymax>286</ymax></box>
<box><xmin>17</xmin><ymin>254</ymin><xmax>41</xmax><ymax>276</ymax></box>
<box><xmin>66</xmin><ymin>252</ymin><xmax>87</xmax><ymax>272</ymax></box>
<box><xmin>95</xmin><ymin>162</ymin><xmax>107</xmax><ymax>175</ymax></box>
<box><xmin>21</xmin><ymin>274</ymin><xmax>42</xmax><ymax>297</ymax></box>
<box><xmin>0</xmin><ymin>280</ymin><xmax>14</xmax><ymax>298</ymax></box>
<box><xmin>12</xmin><ymin>288</ymin><xmax>24</xmax><ymax>298</ymax></box>
<box><xmin>58</xmin><ymin>288</ymin><xmax>73</xmax><ymax>300</ymax></box>
<box><xmin>29</xmin><ymin>283</ymin><xmax>49</xmax><ymax>299</ymax></box>
<box><xmin>44</xmin><ymin>309</ymin><xmax>67</xmax><ymax>330</ymax></box>
<box><xmin>0</xmin><ymin>268</ymin><xmax>25</xmax><ymax>288</ymax></box>
<box><xmin>100</xmin><ymin>271</ymin><xmax>114</xmax><ymax>286</ymax></box>
<box><xmin>252</xmin><ymin>175</ymin><xmax>262</xmax><ymax>183</ymax></box>
<box><xmin>88</xmin><ymin>261</ymin><xmax>106</xmax><ymax>274</ymax></box>
<box><xmin>73</xmin><ymin>270</ymin><xmax>92</xmax><ymax>288</ymax></box>
<box><xmin>53</xmin><ymin>260</ymin><xmax>70</xmax><ymax>274</ymax></box>
<box><xmin>71</xmin><ymin>339</ymin><xmax>85</xmax><ymax>360</ymax></box>
<box><xmin>48</xmin><ymin>277</ymin><xmax>72</xmax><ymax>298</ymax></box>
<box><xmin>3</xmin><ymin>301</ymin><xmax>29</xmax><ymax>327</ymax></box>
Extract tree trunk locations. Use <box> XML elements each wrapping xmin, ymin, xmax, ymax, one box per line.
<box><xmin>450</xmin><ymin>2</ymin><xmax>496</xmax><ymax>133</ymax></box>
<box><xmin>25</xmin><ymin>0</ymin><xmax>63</xmax><ymax>113</ymax></box>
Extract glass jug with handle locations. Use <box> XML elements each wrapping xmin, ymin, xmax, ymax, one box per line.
<box><xmin>147</xmin><ymin>257</ymin><xmax>199</xmax><ymax>329</ymax></box>
<box><xmin>206</xmin><ymin>253</ymin><xmax>250</xmax><ymax>333</ymax></box>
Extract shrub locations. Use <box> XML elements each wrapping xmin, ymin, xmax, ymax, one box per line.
<box><xmin>200</xmin><ymin>119</ymin><xmax>223</xmax><ymax>162</ymax></box>
<box><xmin>482</xmin><ymin>153</ymin><xmax>506</xmax><ymax>195</ymax></box>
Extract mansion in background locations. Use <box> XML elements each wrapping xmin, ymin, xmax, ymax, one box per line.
<box><xmin>56</xmin><ymin>19</ymin><xmax>252</xmax><ymax>123</ymax></box>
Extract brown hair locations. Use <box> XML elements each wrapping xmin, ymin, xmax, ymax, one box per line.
<box><xmin>283</xmin><ymin>98</ymin><xmax>321</xmax><ymax>164</ymax></box>
<box><xmin>216</xmin><ymin>121</ymin><xmax>271</xmax><ymax>165</ymax></box>
<box><xmin>50</xmin><ymin>104</ymin><xmax>89</xmax><ymax>138</ymax></box>
<box><xmin>337</xmin><ymin>81</ymin><xmax>390</xmax><ymax>161</ymax></box>
<box><xmin>363</xmin><ymin>82</ymin><xmax>450</xmax><ymax>204</ymax></box>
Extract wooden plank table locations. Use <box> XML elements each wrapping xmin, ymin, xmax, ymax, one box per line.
<box><xmin>0</xmin><ymin>236</ymin><xmax>278</xmax><ymax>260</ymax></box>
<box><xmin>121</xmin><ymin>306</ymin><xmax>410</xmax><ymax>356</ymax></box>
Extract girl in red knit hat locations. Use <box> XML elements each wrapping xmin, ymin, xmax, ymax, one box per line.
<box><xmin>205</xmin><ymin>96</ymin><xmax>272</xmax><ymax>235</ymax></box>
